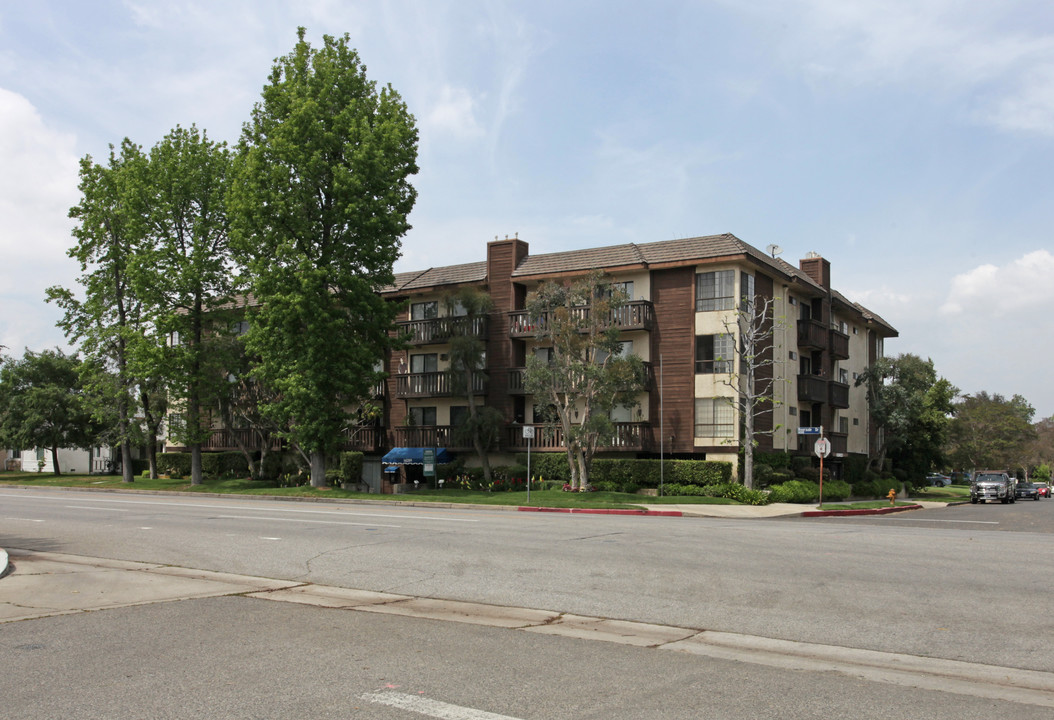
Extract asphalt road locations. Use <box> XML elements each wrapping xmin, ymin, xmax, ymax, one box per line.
<box><xmin>2</xmin><ymin>487</ymin><xmax>1053</xmax><ymax>717</ymax></box>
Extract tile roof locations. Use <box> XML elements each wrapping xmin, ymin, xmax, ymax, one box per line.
<box><xmin>383</xmin><ymin>261</ymin><xmax>488</xmax><ymax>293</ymax></box>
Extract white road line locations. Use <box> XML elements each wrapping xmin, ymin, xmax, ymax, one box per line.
<box><xmin>361</xmin><ymin>691</ymin><xmax>523</xmax><ymax>720</ymax></box>
<box><xmin>218</xmin><ymin>514</ymin><xmax>401</xmax><ymax>528</ymax></box>
<box><xmin>5</xmin><ymin>493</ymin><xmax>477</xmax><ymax>522</ymax></box>
<box><xmin>66</xmin><ymin>505</ymin><xmax>128</xmax><ymax>511</ymax></box>
<box><xmin>899</xmin><ymin>519</ymin><xmax>999</xmax><ymax>525</ymax></box>
<box><xmin>260</xmin><ymin>537</ymin><xmax>281</xmax><ymax>541</ymax></box>
<box><xmin>4</xmin><ymin>517</ymin><xmax>44</xmax><ymax>522</ymax></box>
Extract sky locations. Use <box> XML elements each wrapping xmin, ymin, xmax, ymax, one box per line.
<box><xmin>1</xmin><ymin>0</ymin><xmax>1053</xmax><ymax>420</ymax></box>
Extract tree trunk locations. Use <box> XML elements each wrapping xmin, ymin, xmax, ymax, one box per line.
<box><xmin>121</xmin><ymin>439</ymin><xmax>134</xmax><ymax>483</ymax></box>
<box><xmin>310</xmin><ymin>450</ymin><xmax>326</xmax><ymax>487</ymax></box>
<box><xmin>191</xmin><ymin>443</ymin><xmax>203</xmax><ymax>485</ymax></box>
<box><xmin>51</xmin><ymin>446</ymin><xmax>61</xmax><ymax>475</ymax></box>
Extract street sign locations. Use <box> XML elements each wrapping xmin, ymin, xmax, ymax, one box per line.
<box><xmin>798</xmin><ymin>426</ymin><xmax>821</xmax><ymax>435</ymax></box>
<box><xmin>423</xmin><ymin>448</ymin><xmax>436</xmax><ymax>478</ymax></box>
<box><xmin>814</xmin><ymin>438</ymin><xmax>831</xmax><ymax>458</ymax></box>
<box><xmin>522</xmin><ymin>425</ymin><xmax>536</xmax><ymax>440</ymax></box>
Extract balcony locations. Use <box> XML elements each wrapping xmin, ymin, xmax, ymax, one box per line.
<box><xmin>508</xmin><ymin>300</ymin><xmax>655</xmax><ymax>338</ymax></box>
<box><xmin>504</xmin><ymin>422</ymin><xmax>652</xmax><ymax>452</ymax></box>
<box><xmin>797</xmin><ymin>318</ymin><xmax>827</xmax><ymax>350</ymax></box>
<box><xmin>395</xmin><ymin>371</ymin><xmax>488</xmax><ymax>398</ymax></box>
<box><xmin>797</xmin><ymin>374</ymin><xmax>827</xmax><ymax>404</ymax></box>
<box><xmin>396</xmin><ymin>315</ymin><xmax>488</xmax><ymax>346</ymax></box>
<box><xmin>342</xmin><ymin>425</ymin><xmax>385</xmax><ymax>452</ymax></box>
<box><xmin>830</xmin><ymin>328</ymin><xmax>850</xmax><ymax>360</ymax></box>
<box><xmin>390</xmin><ymin>425</ymin><xmax>473</xmax><ymax>451</ymax></box>
<box><xmin>201</xmin><ymin>428</ymin><xmax>283</xmax><ymax>452</ymax></box>
<box><xmin>828</xmin><ymin>431</ymin><xmax>848</xmax><ymax>455</ymax></box>
<box><xmin>828</xmin><ymin>381</ymin><xmax>850</xmax><ymax>409</ymax></box>
<box><xmin>506</xmin><ymin>362</ymin><xmax>654</xmax><ymax>394</ymax></box>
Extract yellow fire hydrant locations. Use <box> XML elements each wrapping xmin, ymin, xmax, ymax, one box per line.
<box><xmin>887</xmin><ymin>488</ymin><xmax>897</xmax><ymax>506</ymax></box>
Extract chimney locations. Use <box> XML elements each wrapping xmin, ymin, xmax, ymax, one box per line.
<box><xmin>799</xmin><ymin>252</ymin><xmax>830</xmax><ymax>290</ymax></box>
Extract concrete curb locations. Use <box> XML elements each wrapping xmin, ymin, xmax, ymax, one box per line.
<box><xmin>800</xmin><ymin>504</ymin><xmax>923</xmax><ymax>518</ymax></box>
<box><xmin>518</xmin><ymin>506</ymin><xmax>683</xmax><ymax>517</ymax></box>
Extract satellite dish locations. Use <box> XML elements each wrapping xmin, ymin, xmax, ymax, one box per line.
<box><xmin>766</xmin><ymin>244</ymin><xmax>783</xmax><ymax>258</ymax></box>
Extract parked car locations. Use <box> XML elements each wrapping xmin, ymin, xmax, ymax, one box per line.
<box><xmin>1015</xmin><ymin>481</ymin><xmax>1040</xmax><ymax>500</ymax></box>
<box><xmin>1034</xmin><ymin>482</ymin><xmax>1050</xmax><ymax>498</ymax></box>
<box><xmin>970</xmin><ymin>471</ymin><xmax>1016</xmax><ymax>504</ymax></box>
<box><xmin>925</xmin><ymin>473</ymin><xmax>952</xmax><ymax>487</ymax></box>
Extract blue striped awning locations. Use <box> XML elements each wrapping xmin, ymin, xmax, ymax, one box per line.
<box><xmin>380</xmin><ymin>448</ymin><xmax>454</xmax><ymax>465</ymax></box>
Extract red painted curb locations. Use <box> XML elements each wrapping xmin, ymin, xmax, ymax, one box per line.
<box><xmin>801</xmin><ymin>504</ymin><xmax>923</xmax><ymax>517</ymax></box>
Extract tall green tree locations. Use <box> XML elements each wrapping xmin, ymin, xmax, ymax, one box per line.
<box><xmin>0</xmin><ymin>349</ymin><xmax>97</xmax><ymax>474</ymax></box>
<box><xmin>946</xmin><ymin>392</ymin><xmax>1036</xmax><ymax>472</ymax></box>
<box><xmin>229</xmin><ymin>28</ymin><xmax>419</xmax><ymax>487</ymax></box>
<box><xmin>855</xmin><ymin>353</ymin><xmax>956</xmax><ymax>476</ymax></box>
<box><xmin>134</xmin><ymin>125</ymin><xmax>234</xmax><ymax>486</ymax></box>
<box><xmin>523</xmin><ymin>272</ymin><xmax>646</xmax><ymax>490</ymax></box>
<box><xmin>444</xmin><ymin>287</ymin><xmax>501</xmax><ymax>483</ymax></box>
<box><xmin>46</xmin><ymin>140</ymin><xmax>149</xmax><ymax>483</ymax></box>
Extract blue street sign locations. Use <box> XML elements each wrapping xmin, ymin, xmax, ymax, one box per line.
<box><xmin>798</xmin><ymin>426</ymin><xmax>822</xmax><ymax>435</ymax></box>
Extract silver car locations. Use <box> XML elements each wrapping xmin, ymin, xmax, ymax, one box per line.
<box><xmin>970</xmin><ymin>472</ymin><xmax>1016</xmax><ymax>504</ymax></box>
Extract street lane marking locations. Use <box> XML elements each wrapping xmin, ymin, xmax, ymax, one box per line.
<box><xmin>5</xmin><ymin>493</ymin><xmax>477</xmax><ymax>522</ymax></box>
<box><xmin>66</xmin><ymin>505</ymin><xmax>128</xmax><ymax>511</ymax></box>
<box><xmin>3</xmin><ymin>517</ymin><xmax>44</xmax><ymax>522</ymax></box>
<box><xmin>260</xmin><ymin>537</ymin><xmax>282</xmax><ymax>541</ymax></box>
<box><xmin>361</xmin><ymin>691</ymin><xmax>523</xmax><ymax>720</ymax></box>
<box><xmin>218</xmin><ymin>514</ymin><xmax>401</xmax><ymax>529</ymax></box>
<box><xmin>898</xmin><ymin>519</ymin><xmax>999</xmax><ymax>524</ymax></box>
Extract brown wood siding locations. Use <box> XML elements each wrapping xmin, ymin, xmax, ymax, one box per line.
<box><xmin>485</xmin><ymin>239</ymin><xmax>526</xmax><ymax>422</ymax></box>
<box><xmin>649</xmin><ymin>267</ymin><xmax>696</xmax><ymax>454</ymax></box>
<box><xmin>753</xmin><ymin>272</ymin><xmax>775</xmax><ymax>451</ymax></box>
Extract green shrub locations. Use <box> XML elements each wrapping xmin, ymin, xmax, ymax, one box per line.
<box><xmin>795</xmin><ymin>466</ymin><xmax>831</xmax><ymax>483</ymax></box>
<box><xmin>843</xmin><ymin>455</ymin><xmax>869</xmax><ymax>484</ymax></box>
<box><xmin>753</xmin><ymin>464</ymin><xmax>775</xmax><ymax>488</ymax></box>
<box><xmin>325</xmin><ymin>468</ymin><xmax>342</xmax><ymax>486</ymax></box>
<box><xmin>158</xmin><ymin>452</ymin><xmax>191</xmax><ymax>477</ymax></box>
<box><xmin>201</xmin><ymin>452</ymin><xmax>248</xmax><ymax>479</ymax></box>
<box><xmin>338</xmin><ymin>452</ymin><xmax>364</xmax><ymax>484</ymax></box>
<box><xmin>754</xmin><ymin>451</ymin><xmax>793</xmax><ymax>469</ymax></box>
<box><xmin>768</xmin><ymin>480</ymin><xmax>819</xmax><ymax>503</ymax></box>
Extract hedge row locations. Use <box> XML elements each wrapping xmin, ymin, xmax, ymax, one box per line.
<box><xmin>512</xmin><ymin>453</ymin><xmax>733</xmax><ymax>493</ymax></box>
<box><xmin>158</xmin><ymin>452</ymin><xmax>249</xmax><ymax>479</ymax></box>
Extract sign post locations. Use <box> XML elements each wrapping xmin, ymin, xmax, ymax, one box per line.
<box><xmin>523</xmin><ymin>425</ymin><xmax>535</xmax><ymax>503</ymax></box>
<box><xmin>814</xmin><ymin>431</ymin><xmax>831</xmax><ymax>507</ymax></box>
<box><xmin>423</xmin><ymin>447</ymin><xmax>436</xmax><ymax>487</ymax></box>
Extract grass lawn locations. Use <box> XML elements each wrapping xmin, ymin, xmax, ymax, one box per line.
<box><xmin>911</xmin><ymin>484</ymin><xmax>971</xmax><ymax>501</ymax></box>
<box><xmin>0</xmin><ymin>471</ymin><xmax>738</xmax><ymax>509</ymax></box>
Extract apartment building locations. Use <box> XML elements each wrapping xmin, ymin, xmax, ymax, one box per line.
<box><xmin>376</xmin><ymin>233</ymin><xmax>897</xmax><ymax>477</ymax></box>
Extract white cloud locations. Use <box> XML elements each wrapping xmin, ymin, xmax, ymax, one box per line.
<box><xmin>0</xmin><ymin>87</ymin><xmax>80</xmax><ymax>352</ymax></box>
<box><xmin>939</xmin><ymin>250</ymin><xmax>1054</xmax><ymax>315</ymax></box>
<box><xmin>423</xmin><ymin>85</ymin><xmax>484</xmax><ymax>140</ymax></box>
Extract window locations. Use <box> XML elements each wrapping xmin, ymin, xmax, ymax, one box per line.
<box><xmin>694</xmin><ymin>397</ymin><xmax>734</xmax><ymax>438</ymax></box>
<box><xmin>839</xmin><ymin>417</ymin><xmax>849</xmax><ymax>434</ymax></box>
<box><xmin>450</xmin><ymin>406</ymin><xmax>469</xmax><ymax>427</ymax></box>
<box><xmin>411</xmin><ymin>301</ymin><xmax>438</xmax><ymax>320</ymax></box>
<box><xmin>696</xmin><ymin>334</ymin><xmax>734</xmax><ymax>373</ymax></box>
<box><xmin>410</xmin><ymin>354</ymin><xmax>438</xmax><ymax>374</ymax></box>
<box><xmin>740</xmin><ymin>272</ymin><xmax>755</xmax><ymax>311</ymax></box>
<box><xmin>852</xmin><ymin>327</ymin><xmax>858</xmax><ymax>335</ymax></box>
<box><xmin>231</xmin><ymin>320</ymin><xmax>249</xmax><ymax>336</ymax></box>
<box><xmin>596</xmin><ymin>341</ymin><xmax>633</xmax><ymax>364</ymax></box>
<box><xmin>448</xmin><ymin>299</ymin><xmax>468</xmax><ymax>317</ymax></box>
<box><xmin>409</xmin><ymin>406</ymin><xmax>436</xmax><ymax>426</ymax></box>
<box><xmin>695</xmin><ymin>270</ymin><xmax>735</xmax><ymax>311</ymax></box>
<box><xmin>789</xmin><ymin>407</ymin><xmax>797</xmax><ymax>417</ymax></box>
<box><xmin>839</xmin><ymin>368</ymin><xmax>849</xmax><ymax>385</ymax></box>
<box><xmin>533</xmin><ymin>347</ymin><xmax>554</xmax><ymax>364</ymax></box>
<box><xmin>838</xmin><ymin>320</ymin><xmax>849</xmax><ymax>334</ymax></box>
<box><xmin>11</xmin><ymin>449</ymin><xmax>20</xmax><ymax>459</ymax></box>
<box><xmin>788</xmin><ymin>351</ymin><xmax>797</xmax><ymax>360</ymax></box>
<box><xmin>609</xmin><ymin>281</ymin><xmax>634</xmax><ymax>299</ymax></box>
<box><xmin>853</xmin><ymin>418</ymin><xmax>860</xmax><ymax>426</ymax></box>
<box><xmin>789</xmin><ymin>297</ymin><xmax>798</xmax><ymax>306</ymax></box>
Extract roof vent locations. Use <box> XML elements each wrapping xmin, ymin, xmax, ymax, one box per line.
<box><xmin>805</xmin><ymin>251</ymin><xmax>822</xmax><ymax>259</ymax></box>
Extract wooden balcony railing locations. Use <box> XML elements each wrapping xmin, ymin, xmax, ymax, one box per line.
<box><xmin>396</xmin><ymin>315</ymin><xmax>489</xmax><ymax>346</ymax></box>
<box><xmin>797</xmin><ymin>318</ymin><xmax>827</xmax><ymax>350</ymax></box>
<box><xmin>395</xmin><ymin>371</ymin><xmax>488</xmax><ymax>398</ymax></box>
<box><xmin>503</xmin><ymin>422</ymin><xmax>652</xmax><ymax>452</ymax></box>
<box><xmin>506</xmin><ymin>362</ymin><xmax>653</xmax><ymax>394</ymax></box>
<box><xmin>508</xmin><ymin>300</ymin><xmax>655</xmax><ymax>338</ymax></box>
<box><xmin>828</xmin><ymin>381</ymin><xmax>850</xmax><ymax>409</ymax></box>
<box><xmin>202</xmin><ymin>428</ymin><xmax>282</xmax><ymax>452</ymax></box>
<box><xmin>390</xmin><ymin>425</ymin><xmax>474</xmax><ymax>451</ymax></box>
<box><xmin>830</xmin><ymin>329</ymin><xmax>850</xmax><ymax>359</ymax></box>
<box><xmin>797</xmin><ymin>374</ymin><xmax>828</xmax><ymax>404</ymax></box>
<box><xmin>342</xmin><ymin>425</ymin><xmax>385</xmax><ymax>452</ymax></box>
